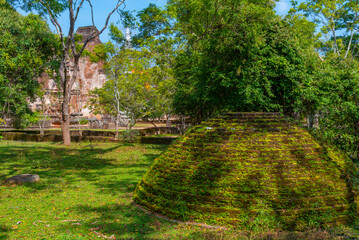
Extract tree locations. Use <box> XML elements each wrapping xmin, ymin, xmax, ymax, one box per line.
<box><xmin>90</xmin><ymin>13</ymin><xmax>177</xmax><ymax>138</ymax></box>
<box><xmin>90</xmin><ymin>48</ymin><xmax>152</xmax><ymax>139</ymax></box>
<box><xmin>0</xmin><ymin>0</ymin><xmax>57</xmax><ymax>128</ymax></box>
<box><xmin>315</xmin><ymin>59</ymin><xmax>359</xmax><ymax>158</ymax></box>
<box><xmin>128</xmin><ymin>4</ymin><xmax>179</xmax><ymax>126</ymax></box>
<box><xmin>9</xmin><ymin>0</ymin><xmax>126</xmax><ymax>145</ymax></box>
<box><xmin>92</xmin><ymin>5</ymin><xmax>178</xmax><ymax>135</ymax></box>
<box><xmin>292</xmin><ymin>0</ymin><xmax>359</xmax><ymax>59</ymax></box>
<box><xmin>168</xmin><ymin>0</ymin><xmax>317</xmax><ymax>121</ymax></box>
<box><xmin>290</xmin><ymin>0</ymin><xmax>359</xmax><ymax>158</ymax></box>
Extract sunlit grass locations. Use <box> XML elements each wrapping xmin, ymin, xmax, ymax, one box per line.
<box><xmin>0</xmin><ymin>141</ymin><xmax>168</xmax><ymax>239</ymax></box>
<box><xmin>0</xmin><ymin>141</ymin><xmax>358</xmax><ymax>239</ymax></box>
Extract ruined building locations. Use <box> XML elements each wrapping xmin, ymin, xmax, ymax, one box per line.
<box><xmin>31</xmin><ymin>26</ymin><xmax>107</xmax><ymax>126</ymax></box>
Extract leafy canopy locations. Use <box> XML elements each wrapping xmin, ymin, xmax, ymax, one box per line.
<box><xmin>169</xmin><ymin>0</ymin><xmax>318</xmax><ymax>120</ymax></box>
<box><xmin>0</xmin><ymin>0</ymin><xmax>58</xmax><ymax>128</ymax></box>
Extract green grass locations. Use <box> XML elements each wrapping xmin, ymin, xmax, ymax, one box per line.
<box><xmin>134</xmin><ymin>123</ymin><xmax>153</xmax><ymax>127</ymax></box>
<box><xmin>133</xmin><ymin>122</ymin><xmax>175</xmax><ymax>128</ymax></box>
<box><xmin>145</xmin><ymin>134</ymin><xmax>179</xmax><ymax>138</ymax></box>
<box><xmin>0</xmin><ymin>141</ymin><xmax>169</xmax><ymax>239</ymax></box>
<box><xmin>0</xmin><ymin>141</ymin><xmax>358</xmax><ymax>240</ymax></box>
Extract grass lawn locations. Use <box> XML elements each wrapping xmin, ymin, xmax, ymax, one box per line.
<box><xmin>143</xmin><ymin>134</ymin><xmax>179</xmax><ymax>138</ymax></box>
<box><xmin>0</xmin><ymin>141</ymin><xmax>358</xmax><ymax>239</ymax></box>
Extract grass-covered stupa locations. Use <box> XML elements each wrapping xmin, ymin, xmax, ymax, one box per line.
<box><xmin>134</xmin><ymin>112</ymin><xmax>359</xmax><ymax>229</ymax></box>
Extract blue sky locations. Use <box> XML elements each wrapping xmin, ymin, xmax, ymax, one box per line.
<box><xmin>19</xmin><ymin>0</ymin><xmax>292</xmax><ymax>43</ymax></box>
<box><xmin>275</xmin><ymin>0</ymin><xmax>292</xmax><ymax>16</ymax></box>
<box><xmin>50</xmin><ymin>0</ymin><xmax>167</xmax><ymax>42</ymax></box>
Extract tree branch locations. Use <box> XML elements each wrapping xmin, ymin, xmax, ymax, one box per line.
<box><xmin>74</xmin><ymin>0</ymin><xmax>85</xmax><ymax>22</ymax></box>
<box><xmin>77</xmin><ymin>0</ymin><xmax>126</xmax><ymax>57</ymax></box>
<box><xmin>86</xmin><ymin>0</ymin><xmax>95</xmax><ymax>27</ymax></box>
<box><xmin>344</xmin><ymin>28</ymin><xmax>354</xmax><ymax>59</ymax></box>
<box><xmin>38</xmin><ymin>0</ymin><xmax>65</xmax><ymax>48</ymax></box>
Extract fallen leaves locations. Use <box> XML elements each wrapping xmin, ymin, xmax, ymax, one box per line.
<box><xmin>90</xmin><ymin>229</ymin><xmax>116</xmax><ymax>240</ymax></box>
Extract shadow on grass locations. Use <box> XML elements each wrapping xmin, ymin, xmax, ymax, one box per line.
<box><xmin>0</xmin><ymin>145</ymin><xmax>118</xmax><ymax>192</ymax></box>
<box><xmin>59</xmin><ymin>202</ymin><xmax>159</xmax><ymax>239</ymax></box>
<box><xmin>75</xmin><ymin>152</ymin><xmax>165</xmax><ymax>195</ymax></box>
<box><xmin>0</xmin><ymin>143</ymin><xmax>165</xmax><ymax>193</ymax></box>
<box><xmin>0</xmin><ymin>144</ymin><xmax>118</xmax><ymax>168</ymax></box>
<box><xmin>0</xmin><ymin>224</ymin><xmax>11</xmax><ymax>240</ymax></box>
<box><xmin>0</xmin><ymin>142</ymin><xmax>171</xmax><ymax>239</ymax></box>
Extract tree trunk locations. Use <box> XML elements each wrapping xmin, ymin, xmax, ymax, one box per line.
<box><xmin>115</xmin><ymin>114</ymin><xmax>119</xmax><ymax>140</ymax></box>
<box><xmin>61</xmin><ymin>54</ymin><xmax>79</xmax><ymax>145</ymax></box>
<box><xmin>77</xmin><ymin>117</ymin><xmax>83</xmax><ymax>137</ymax></box>
<box><xmin>150</xmin><ymin>120</ymin><xmax>159</xmax><ymax>135</ymax></box>
<box><xmin>62</xmin><ymin>75</ymin><xmax>72</xmax><ymax>146</ymax></box>
<box><xmin>62</xmin><ymin>98</ymin><xmax>71</xmax><ymax>145</ymax></box>
<box><xmin>39</xmin><ymin>123</ymin><xmax>44</xmax><ymax>135</ymax></box>
<box><xmin>59</xmin><ymin>56</ymin><xmax>70</xmax><ymax>145</ymax></box>
<box><xmin>166</xmin><ymin>114</ymin><xmax>171</xmax><ymax>127</ymax></box>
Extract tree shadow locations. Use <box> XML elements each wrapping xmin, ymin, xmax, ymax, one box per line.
<box><xmin>0</xmin><ymin>143</ymin><xmax>165</xmax><ymax>192</ymax></box>
<box><xmin>57</xmin><ymin>202</ymin><xmax>161</xmax><ymax>239</ymax></box>
<box><xmin>0</xmin><ymin>142</ymin><xmax>170</xmax><ymax>239</ymax></box>
<box><xmin>75</xmin><ymin>152</ymin><xmax>164</xmax><ymax>195</ymax></box>
<box><xmin>0</xmin><ymin>224</ymin><xmax>10</xmax><ymax>240</ymax></box>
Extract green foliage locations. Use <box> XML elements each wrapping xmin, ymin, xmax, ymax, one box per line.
<box><xmin>9</xmin><ymin>0</ymin><xmax>68</xmax><ymax>18</ymax></box>
<box><xmin>78</xmin><ymin>119</ymin><xmax>88</xmax><ymax>125</ymax></box>
<box><xmin>289</xmin><ymin>0</ymin><xmax>359</xmax><ymax>159</ymax></box>
<box><xmin>0</xmin><ymin>1</ymin><xmax>58</xmax><ymax>128</ymax></box>
<box><xmin>291</xmin><ymin>0</ymin><xmax>359</xmax><ymax>59</ymax></box>
<box><xmin>169</xmin><ymin>0</ymin><xmax>318</xmax><ymax>121</ymax></box>
<box><xmin>25</xmin><ymin>110</ymin><xmax>49</xmax><ymax>126</ymax></box>
<box><xmin>88</xmin><ymin>42</ymin><xmax>115</xmax><ymax>63</ymax></box>
<box><xmin>287</xmin><ymin>0</ymin><xmax>359</xmax><ymax>157</ymax></box>
<box><xmin>134</xmin><ymin>113</ymin><xmax>359</xmax><ymax>230</ymax></box>
<box><xmin>90</xmin><ymin>48</ymin><xmax>153</xmax><ymax>130</ymax></box>
<box><xmin>130</xmin><ymin>4</ymin><xmax>179</xmax><ymax>121</ymax></box>
<box><xmin>302</xmin><ymin>58</ymin><xmax>359</xmax><ymax>158</ymax></box>
<box><xmin>90</xmin><ymin>14</ymin><xmax>177</xmax><ymax>129</ymax></box>
<box><xmin>108</xmin><ymin>23</ymin><xmax>125</xmax><ymax>44</ymax></box>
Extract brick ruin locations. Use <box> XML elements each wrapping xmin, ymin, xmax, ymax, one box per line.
<box><xmin>30</xmin><ymin>26</ymin><xmax>107</xmax><ymax>128</ymax></box>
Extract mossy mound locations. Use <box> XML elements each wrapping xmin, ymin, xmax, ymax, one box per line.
<box><xmin>134</xmin><ymin>112</ymin><xmax>359</xmax><ymax>230</ymax></box>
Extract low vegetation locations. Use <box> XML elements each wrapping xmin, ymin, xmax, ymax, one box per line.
<box><xmin>0</xmin><ymin>140</ymin><xmax>358</xmax><ymax>239</ymax></box>
<box><xmin>134</xmin><ymin>113</ymin><xmax>359</xmax><ymax>232</ymax></box>
<box><xmin>0</xmin><ymin>141</ymin><xmax>167</xmax><ymax>239</ymax></box>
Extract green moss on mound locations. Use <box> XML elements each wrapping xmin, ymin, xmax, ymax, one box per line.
<box><xmin>134</xmin><ymin>112</ymin><xmax>359</xmax><ymax>230</ymax></box>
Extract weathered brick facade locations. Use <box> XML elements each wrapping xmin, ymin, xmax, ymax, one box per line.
<box><xmin>31</xmin><ymin>26</ymin><xmax>107</xmax><ymax>123</ymax></box>
<box><xmin>71</xmin><ymin>26</ymin><xmax>107</xmax><ymax>117</ymax></box>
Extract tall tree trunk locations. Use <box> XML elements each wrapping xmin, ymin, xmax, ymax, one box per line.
<box><xmin>61</xmin><ymin>58</ymin><xmax>78</xmax><ymax>146</ymax></box>
<box><xmin>115</xmin><ymin>113</ymin><xmax>119</xmax><ymax>140</ymax></box>
<box><xmin>62</xmin><ymin>88</ymin><xmax>71</xmax><ymax>145</ymax></box>
<box><xmin>61</xmin><ymin>48</ymin><xmax>81</xmax><ymax>145</ymax></box>
<box><xmin>59</xmin><ymin>57</ymin><xmax>72</xmax><ymax>146</ymax></box>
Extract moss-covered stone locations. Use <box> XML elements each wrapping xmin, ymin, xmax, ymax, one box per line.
<box><xmin>134</xmin><ymin>112</ymin><xmax>359</xmax><ymax>230</ymax></box>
